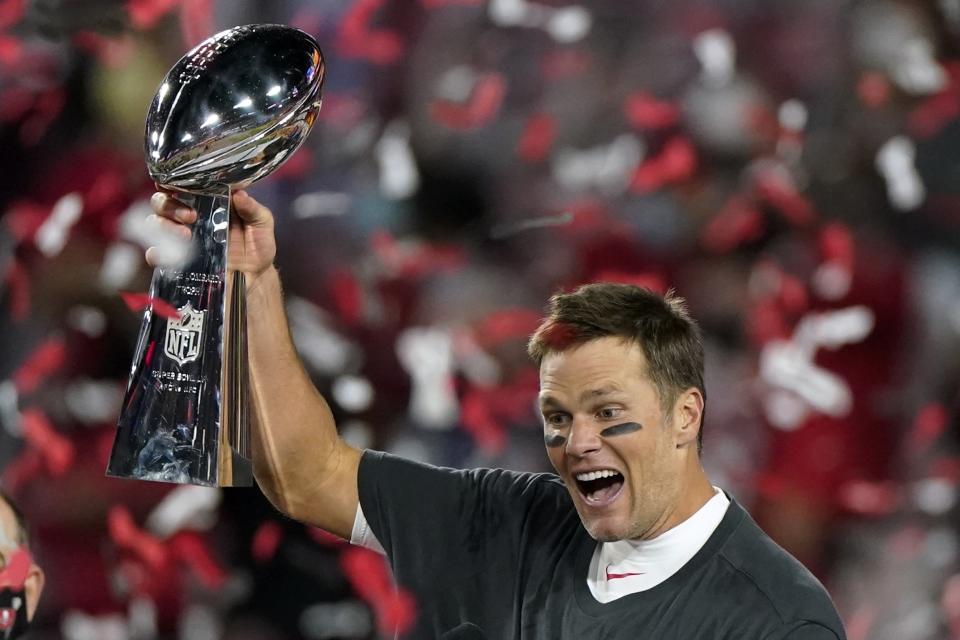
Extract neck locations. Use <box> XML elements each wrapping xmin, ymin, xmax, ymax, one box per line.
<box><xmin>641</xmin><ymin>464</ymin><xmax>716</xmax><ymax>541</ymax></box>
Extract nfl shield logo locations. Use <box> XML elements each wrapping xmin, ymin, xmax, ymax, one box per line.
<box><xmin>164</xmin><ymin>303</ymin><xmax>205</xmax><ymax>366</ymax></box>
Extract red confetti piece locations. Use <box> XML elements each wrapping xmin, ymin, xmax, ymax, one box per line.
<box><xmin>251</xmin><ymin>521</ymin><xmax>284</xmax><ymax>563</ymax></box>
<box><xmin>941</xmin><ymin>573</ymin><xmax>960</xmax><ymax>632</ymax></box>
<box><xmin>473</xmin><ymin>308</ymin><xmax>543</xmax><ymax>349</ymax></box>
<box><xmin>844</xmin><ymin>604</ymin><xmax>878</xmax><ymax>640</ymax></box>
<box><xmin>0</xmin><ymin>0</ymin><xmax>25</xmax><ymax>29</ymax></box>
<box><xmin>907</xmin><ymin>62</ymin><xmax>960</xmax><ymax>139</ymax></box>
<box><xmin>887</xmin><ymin>524</ymin><xmax>926</xmax><ymax>561</ymax></box>
<box><xmin>819</xmin><ymin>222</ymin><xmax>854</xmax><ymax>267</ymax></box>
<box><xmin>370</xmin><ymin>230</ymin><xmax>466</xmax><ymax>279</ymax></box>
<box><xmin>754</xmin><ymin>169</ymin><xmax>817</xmax><ymax>226</ymax></box>
<box><xmin>624</xmin><ymin>92</ymin><xmax>681</xmax><ymax>130</ymax></box>
<box><xmin>907</xmin><ymin>403</ymin><xmax>949</xmax><ymax>453</ymax></box>
<box><xmin>746</xmin><ymin>299</ymin><xmax>791</xmax><ymax>345</ymax></box>
<box><xmin>120</xmin><ymin>291</ymin><xmax>183</xmax><ymax>321</ymax></box>
<box><xmin>540</xmin><ymin>49</ymin><xmax>592</xmax><ymax>81</ymax></box>
<box><xmin>340</xmin><ymin>547</ymin><xmax>417</xmax><ymax>636</ymax></box>
<box><xmin>71</xmin><ymin>32</ymin><xmax>136</xmax><ymax>68</ymax></box>
<box><xmin>630</xmin><ymin>136</ymin><xmax>697</xmax><ymax>193</ymax></box>
<box><xmin>2</xmin><ymin>200</ymin><xmax>48</xmax><ymax>242</ymax></box>
<box><xmin>930</xmin><ymin>456</ymin><xmax>960</xmax><ymax>483</ymax></box>
<box><xmin>126</xmin><ymin>0</ymin><xmax>180</xmax><ymax>29</ymax></box>
<box><xmin>168</xmin><ymin>530</ymin><xmax>227</xmax><ymax>589</ymax></box>
<box><xmin>20</xmin><ymin>409</ymin><xmax>74</xmax><ymax>476</ymax></box>
<box><xmin>460</xmin><ymin>371</ymin><xmax>539</xmax><ymax>454</ymax></box>
<box><xmin>270</xmin><ymin>145</ymin><xmax>314</xmax><ymax>182</ymax></box>
<box><xmin>700</xmin><ymin>195</ymin><xmax>765</xmax><ymax>253</ymax></box>
<box><xmin>12</xmin><ymin>337</ymin><xmax>66</xmax><ymax>394</ymax></box>
<box><xmin>776</xmin><ymin>271</ymin><xmax>808</xmax><ymax>314</ymax></box>
<box><xmin>328</xmin><ymin>269</ymin><xmax>364</xmax><ymax>327</ymax></box>
<box><xmin>460</xmin><ymin>388</ymin><xmax>508</xmax><ymax>455</ymax></box>
<box><xmin>307</xmin><ymin>526</ymin><xmax>349</xmax><ymax>547</ymax></box>
<box><xmin>337</xmin><ymin>0</ymin><xmax>404</xmax><ymax>65</ymax></box>
<box><xmin>179</xmin><ymin>0</ymin><xmax>214</xmax><ymax>49</ymax></box>
<box><xmin>516</xmin><ymin>112</ymin><xmax>556</xmax><ymax>163</ymax></box>
<box><xmin>431</xmin><ymin>72</ymin><xmax>506</xmax><ymax>130</ymax></box>
<box><xmin>0</xmin><ymin>34</ymin><xmax>22</xmax><ymax>66</ymax></box>
<box><xmin>108</xmin><ymin>505</ymin><xmax>168</xmax><ymax>572</ymax></box>
<box><xmin>838</xmin><ymin>480</ymin><xmax>901</xmax><ymax>516</ymax></box>
<box><xmin>856</xmin><ymin>72</ymin><xmax>891</xmax><ymax>109</ymax></box>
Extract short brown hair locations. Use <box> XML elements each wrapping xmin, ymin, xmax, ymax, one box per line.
<box><xmin>527</xmin><ymin>283</ymin><xmax>706</xmax><ymax>453</ymax></box>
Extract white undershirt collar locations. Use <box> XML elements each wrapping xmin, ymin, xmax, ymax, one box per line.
<box><xmin>587</xmin><ymin>486</ymin><xmax>730</xmax><ymax>603</ymax></box>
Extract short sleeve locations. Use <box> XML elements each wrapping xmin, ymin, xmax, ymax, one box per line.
<box><xmin>357</xmin><ymin>449</ymin><xmax>563</xmax><ymax>595</ymax></box>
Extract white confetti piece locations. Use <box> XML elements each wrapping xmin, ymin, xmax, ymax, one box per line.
<box><xmin>292</xmin><ymin>191</ymin><xmax>352</xmax><ymax>219</ymax></box>
<box><xmin>332</xmin><ymin>374</ymin><xmax>375</xmax><ymax>413</ymax></box>
<box><xmin>375</xmin><ymin>120</ymin><xmax>420</xmax><ymax>200</ymax></box>
<box><xmin>876</xmin><ymin>136</ymin><xmax>926</xmax><ymax>211</ymax></box>
<box><xmin>396</xmin><ymin>326</ymin><xmax>459</xmax><ymax>429</ymax></box>
<box><xmin>693</xmin><ymin>29</ymin><xmax>736</xmax><ymax>88</ymax></box>
<box><xmin>99</xmin><ymin>243</ymin><xmax>143</xmax><ymax>292</ymax></box>
<box><xmin>34</xmin><ymin>192</ymin><xmax>83</xmax><ymax>257</ymax></box>
<box><xmin>552</xmin><ymin>134</ymin><xmax>644</xmax><ymax>196</ymax></box>
<box><xmin>145</xmin><ymin>484</ymin><xmax>222</xmax><ymax>538</ymax></box>
<box><xmin>64</xmin><ymin>378</ymin><xmax>122</xmax><ymax>424</ymax></box>
<box><xmin>286</xmin><ymin>297</ymin><xmax>361</xmax><ymax>376</ymax></box>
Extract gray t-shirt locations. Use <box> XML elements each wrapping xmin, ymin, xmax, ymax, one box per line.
<box><xmin>358</xmin><ymin>450</ymin><xmax>847</xmax><ymax>639</ymax></box>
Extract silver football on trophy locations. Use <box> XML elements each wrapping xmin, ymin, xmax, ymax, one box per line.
<box><xmin>145</xmin><ymin>23</ymin><xmax>324</xmax><ymax>190</ymax></box>
<box><xmin>109</xmin><ymin>25</ymin><xmax>324</xmax><ymax>487</ymax></box>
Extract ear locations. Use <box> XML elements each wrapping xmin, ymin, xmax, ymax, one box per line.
<box><xmin>671</xmin><ymin>387</ymin><xmax>704</xmax><ymax>450</ymax></box>
<box><xmin>24</xmin><ymin>563</ymin><xmax>44</xmax><ymax>621</ymax></box>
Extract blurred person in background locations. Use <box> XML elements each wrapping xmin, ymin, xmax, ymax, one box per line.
<box><xmin>0</xmin><ymin>491</ymin><xmax>44</xmax><ymax>640</ymax></box>
<box><xmin>147</xmin><ymin>188</ymin><xmax>845</xmax><ymax>639</ymax></box>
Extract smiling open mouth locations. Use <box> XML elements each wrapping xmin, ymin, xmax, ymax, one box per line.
<box><xmin>575</xmin><ymin>470</ymin><xmax>624</xmax><ymax>505</ymax></box>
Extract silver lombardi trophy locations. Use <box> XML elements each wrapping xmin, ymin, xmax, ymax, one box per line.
<box><xmin>107</xmin><ymin>24</ymin><xmax>324</xmax><ymax>486</ymax></box>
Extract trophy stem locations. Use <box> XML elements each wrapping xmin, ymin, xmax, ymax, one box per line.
<box><xmin>230</xmin><ymin>270</ymin><xmax>251</xmax><ymax>460</ymax></box>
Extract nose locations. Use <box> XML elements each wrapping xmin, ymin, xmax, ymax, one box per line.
<box><xmin>566</xmin><ymin>416</ymin><xmax>602</xmax><ymax>458</ymax></box>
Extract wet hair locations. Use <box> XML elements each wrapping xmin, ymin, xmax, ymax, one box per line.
<box><xmin>0</xmin><ymin>489</ymin><xmax>29</xmax><ymax>547</ymax></box>
<box><xmin>528</xmin><ymin>283</ymin><xmax>706</xmax><ymax>454</ymax></box>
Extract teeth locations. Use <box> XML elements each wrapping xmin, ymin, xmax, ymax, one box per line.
<box><xmin>576</xmin><ymin>469</ymin><xmax>620</xmax><ymax>481</ymax></box>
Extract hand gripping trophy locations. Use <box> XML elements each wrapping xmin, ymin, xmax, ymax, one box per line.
<box><xmin>107</xmin><ymin>25</ymin><xmax>324</xmax><ymax>486</ymax></box>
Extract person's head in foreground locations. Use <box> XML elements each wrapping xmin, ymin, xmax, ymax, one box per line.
<box><xmin>0</xmin><ymin>491</ymin><xmax>44</xmax><ymax>640</ymax></box>
<box><xmin>529</xmin><ymin>283</ymin><xmax>714</xmax><ymax>543</ymax></box>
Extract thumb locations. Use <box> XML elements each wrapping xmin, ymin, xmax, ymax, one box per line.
<box><xmin>231</xmin><ymin>190</ymin><xmax>273</xmax><ymax>227</ymax></box>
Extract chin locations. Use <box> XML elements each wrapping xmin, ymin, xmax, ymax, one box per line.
<box><xmin>580</xmin><ymin>515</ymin><xmax>628</xmax><ymax>542</ymax></box>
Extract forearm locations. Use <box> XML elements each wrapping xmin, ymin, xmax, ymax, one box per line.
<box><xmin>246</xmin><ymin>266</ymin><xmax>360</xmax><ymax>536</ymax></box>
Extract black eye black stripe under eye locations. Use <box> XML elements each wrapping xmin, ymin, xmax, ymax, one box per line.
<box><xmin>600</xmin><ymin>422</ymin><xmax>642</xmax><ymax>437</ymax></box>
<box><xmin>544</xmin><ymin>434</ymin><xmax>567</xmax><ymax>448</ymax></box>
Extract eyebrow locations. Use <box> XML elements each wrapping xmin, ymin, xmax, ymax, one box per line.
<box><xmin>539</xmin><ymin>386</ymin><xmax>625</xmax><ymax>410</ymax></box>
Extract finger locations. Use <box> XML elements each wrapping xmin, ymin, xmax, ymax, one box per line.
<box><xmin>150</xmin><ymin>191</ymin><xmax>197</xmax><ymax>224</ymax></box>
<box><xmin>232</xmin><ymin>190</ymin><xmax>273</xmax><ymax>227</ymax></box>
<box><xmin>146</xmin><ymin>213</ymin><xmax>193</xmax><ymax>240</ymax></box>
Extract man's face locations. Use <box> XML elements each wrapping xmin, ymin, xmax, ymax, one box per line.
<box><xmin>539</xmin><ymin>337</ymin><xmax>693</xmax><ymax>542</ymax></box>
<box><xmin>0</xmin><ymin>499</ymin><xmax>42</xmax><ymax>637</ymax></box>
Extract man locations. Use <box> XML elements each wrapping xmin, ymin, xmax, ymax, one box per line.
<box><xmin>148</xmin><ymin>190</ymin><xmax>846</xmax><ymax>638</ymax></box>
<box><xmin>0</xmin><ymin>491</ymin><xmax>44</xmax><ymax>640</ymax></box>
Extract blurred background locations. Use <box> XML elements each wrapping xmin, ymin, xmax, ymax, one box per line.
<box><xmin>1</xmin><ymin>0</ymin><xmax>959</xmax><ymax>638</ymax></box>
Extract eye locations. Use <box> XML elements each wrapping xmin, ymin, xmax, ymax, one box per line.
<box><xmin>597</xmin><ymin>406</ymin><xmax>623</xmax><ymax>420</ymax></box>
<box><xmin>544</xmin><ymin>412</ymin><xmax>570</xmax><ymax>427</ymax></box>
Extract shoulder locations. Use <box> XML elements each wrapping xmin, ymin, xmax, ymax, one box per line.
<box><xmin>713</xmin><ymin>502</ymin><xmax>845</xmax><ymax>636</ymax></box>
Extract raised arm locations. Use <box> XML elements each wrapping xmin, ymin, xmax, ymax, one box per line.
<box><xmin>147</xmin><ymin>190</ymin><xmax>361</xmax><ymax>538</ymax></box>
